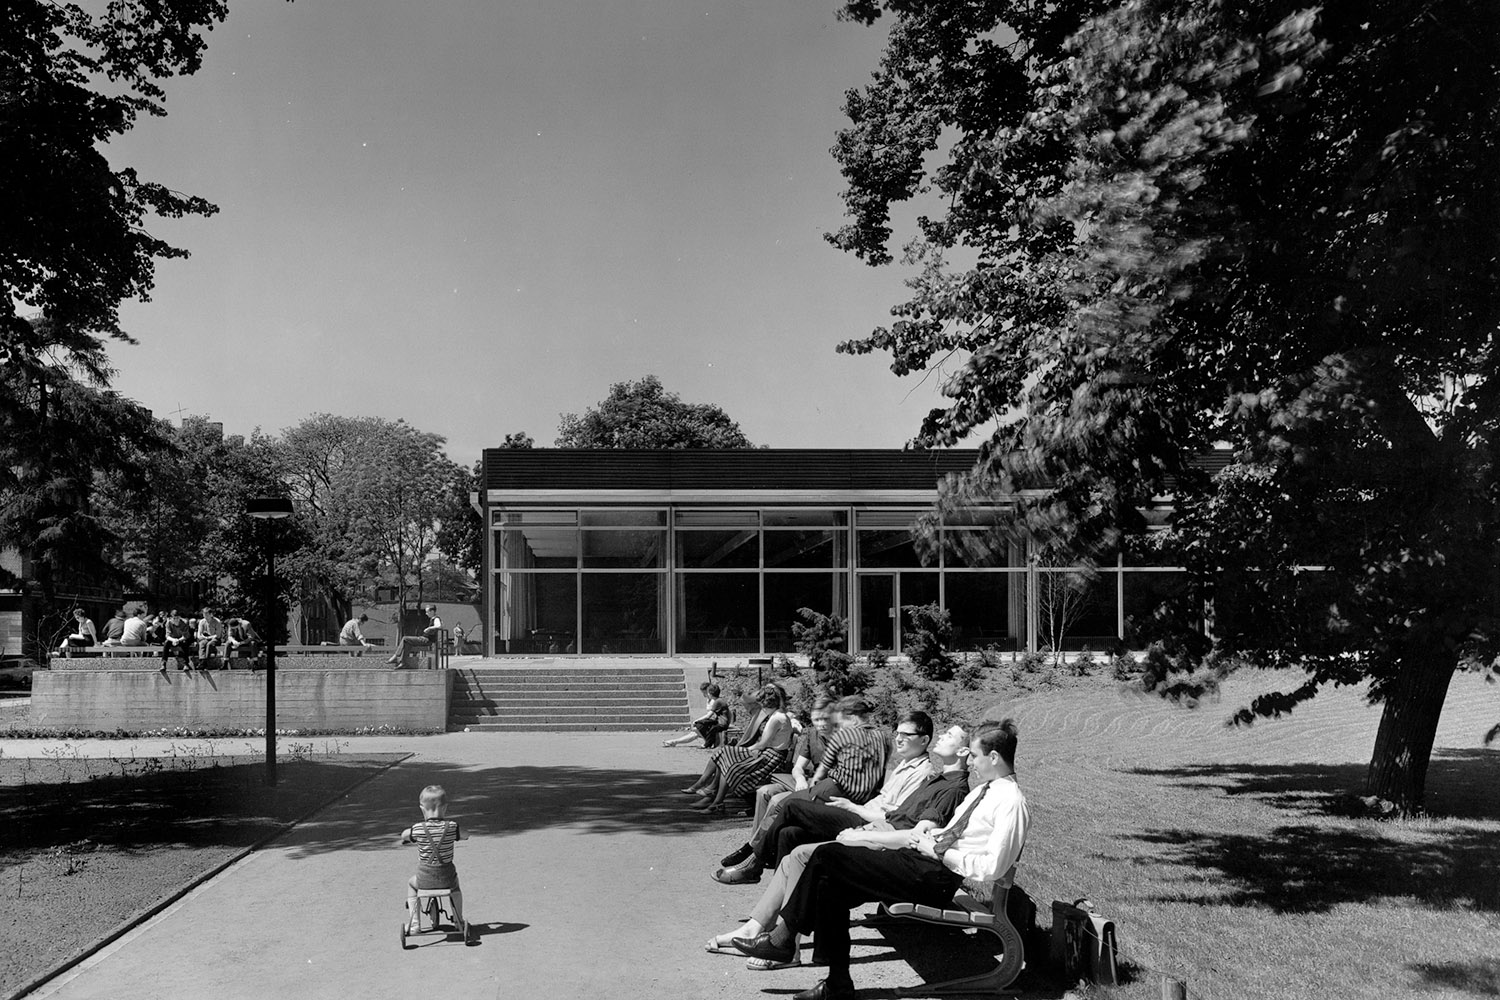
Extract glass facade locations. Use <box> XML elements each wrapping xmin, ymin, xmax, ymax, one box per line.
<box><xmin>487</xmin><ymin>505</ymin><xmax>1186</xmax><ymax>655</ymax></box>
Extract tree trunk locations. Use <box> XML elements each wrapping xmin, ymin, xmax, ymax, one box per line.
<box><xmin>1365</xmin><ymin>655</ymin><xmax>1455</xmax><ymax>815</ymax></box>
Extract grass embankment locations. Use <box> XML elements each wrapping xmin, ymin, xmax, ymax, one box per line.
<box><xmin>0</xmin><ymin>751</ymin><xmax>406</xmax><ymax>997</ymax></box>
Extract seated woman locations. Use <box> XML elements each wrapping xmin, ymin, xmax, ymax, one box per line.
<box><xmin>56</xmin><ymin>608</ymin><xmax>98</xmax><ymax>655</ymax></box>
<box><xmin>663</xmin><ymin>682</ymin><xmax>731</xmax><ymax>748</ymax></box>
<box><xmin>682</xmin><ymin>684</ymin><xmax>793</xmax><ymax>814</ymax></box>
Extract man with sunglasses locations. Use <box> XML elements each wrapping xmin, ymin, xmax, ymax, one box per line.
<box><xmin>715</xmin><ymin>711</ymin><xmax>937</xmax><ymax>884</ymax></box>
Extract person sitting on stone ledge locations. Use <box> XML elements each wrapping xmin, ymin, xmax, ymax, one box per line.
<box><xmin>339</xmin><ymin>613</ymin><xmax>373</xmax><ymax>648</ymax></box>
<box><xmin>197</xmin><ymin>606</ymin><xmax>225</xmax><ymax>667</ymax></box>
<box><xmin>224</xmin><ymin>616</ymin><xmax>261</xmax><ymax>667</ymax></box>
<box><xmin>57</xmin><ymin>608</ymin><xmax>98</xmax><ymax>655</ymax></box>
<box><xmin>99</xmin><ymin>607</ymin><xmax>128</xmax><ymax>645</ymax></box>
<box><xmin>388</xmin><ymin>605</ymin><xmax>443</xmax><ymax>667</ymax></box>
<box><xmin>115</xmin><ymin>607</ymin><xmax>150</xmax><ymax>647</ymax></box>
<box><xmin>159</xmin><ymin>609</ymin><xmax>195</xmax><ymax>672</ymax></box>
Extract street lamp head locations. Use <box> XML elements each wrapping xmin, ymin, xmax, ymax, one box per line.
<box><xmin>247</xmin><ymin>496</ymin><xmax>294</xmax><ymax>520</ymax></box>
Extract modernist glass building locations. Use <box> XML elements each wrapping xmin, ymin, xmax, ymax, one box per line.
<box><xmin>478</xmin><ymin>449</ymin><xmax>1186</xmax><ymax>657</ymax></box>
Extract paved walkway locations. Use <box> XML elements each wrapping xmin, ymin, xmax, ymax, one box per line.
<box><xmin>5</xmin><ymin>731</ymin><xmax>884</xmax><ymax>1000</ymax></box>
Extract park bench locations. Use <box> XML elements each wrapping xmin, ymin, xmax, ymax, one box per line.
<box><xmin>874</xmin><ymin>864</ymin><xmax>1026</xmax><ymax>997</ymax></box>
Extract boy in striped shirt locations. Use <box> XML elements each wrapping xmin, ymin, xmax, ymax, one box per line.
<box><xmin>399</xmin><ymin>785</ymin><xmax>470</xmax><ymax>936</ymax></box>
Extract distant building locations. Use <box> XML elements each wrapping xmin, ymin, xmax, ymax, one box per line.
<box><xmin>476</xmin><ymin>449</ymin><xmax>1187</xmax><ymax>657</ymax></box>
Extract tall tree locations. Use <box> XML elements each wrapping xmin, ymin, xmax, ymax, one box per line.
<box><xmin>833</xmin><ymin>0</ymin><xmax>1500</xmax><ymax>814</ymax></box>
<box><xmin>556</xmin><ymin>375</ymin><xmax>754</xmax><ymax>449</ymax></box>
<box><xmin>1</xmin><ymin>1</ymin><xmax>227</xmax><ymax>650</ymax></box>
<box><xmin>280</xmin><ymin>415</ymin><xmax>454</xmax><ymax>625</ymax></box>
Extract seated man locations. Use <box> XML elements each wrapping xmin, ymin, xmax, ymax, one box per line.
<box><xmin>159</xmin><ymin>609</ymin><xmax>194</xmax><ymax>672</ymax></box>
<box><xmin>99</xmin><ymin>608</ymin><xmax>128</xmax><ymax>646</ymax></box>
<box><xmin>387</xmin><ymin>605</ymin><xmax>442</xmax><ymax>667</ymax></box>
<box><xmin>734</xmin><ymin>719</ymin><xmax>1030</xmax><ymax>1000</ymax></box>
<box><xmin>118</xmin><ymin>608</ymin><xmax>150</xmax><ymax>647</ymax></box>
<box><xmin>223</xmin><ymin>616</ymin><xmax>261</xmax><ymax>667</ymax></box>
<box><xmin>196</xmin><ymin>606</ymin><xmax>226</xmax><ymax>666</ymax></box>
<box><xmin>705</xmin><ymin>724</ymin><xmax>971</xmax><ymax>970</ymax></box>
<box><xmin>339</xmin><ymin>613</ymin><xmax>372</xmax><ymax>648</ymax></box>
<box><xmin>715</xmin><ymin>710</ymin><xmax>936</xmax><ymax>884</ymax></box>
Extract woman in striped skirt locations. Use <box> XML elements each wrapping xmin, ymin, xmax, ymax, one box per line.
<box><xmin>688</xmin><ymin>684</ymin><xmax>793</xmax><ymax>813</ymax></box>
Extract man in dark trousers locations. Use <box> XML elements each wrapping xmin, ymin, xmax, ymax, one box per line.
<box><xmin>734</xmin><ymin>719</ymin><xmax>1030</xmax><ymax>1000</ymax></box>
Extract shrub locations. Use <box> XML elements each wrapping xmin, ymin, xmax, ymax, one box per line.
<box><xmin>903</xmin><ymin>602</ymin><xmax>957</xmax><ymax>682</ymax></box>
<box><xmin>1109</xmin><ymin>651</ymin><xmax>1138</xmax><ymax>680</ymax></box>
<box><xmin>865</xmin><ymin>648</ymin><xmax>890</xmax><ymax>669</ymax></box>
<box><xmin>954</xmin><ymin>660</ymin><xmax>984</xmax><ymax>690</ymax></box>
<box><xmin>1071</xmin><ymin>646</ymin><xmax>1098</xmax><ymax>677</ymax></box>
<box><xmin>774</xmin><ymin>653</ymin><xmax>800</xmax><ymax>678</ymax></box>
<box><xmin>978</xmin><ymin>644</ymin><xmax>1013</xmax><ymax>669</ymax></box>
<box><xmin>791</xmin><ymin>608</ymin><xmax>850</xmax><ymax>673</ymax></box>
<box><xmin>1013</xmin><ymin>649</ymin><xmax>1050</xmax><ymax>674</ymax></box>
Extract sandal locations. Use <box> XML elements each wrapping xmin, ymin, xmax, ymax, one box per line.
<box><xmin>705</xmin><ymin>933</ymin><xmax>741</xmax><ymax>955</ymax></box>
<box><xmin>746</xmin><ymin>954</ymin><xmax>802</xmax><ymax>971</ymax></box>
<box><xmin>680</xmin><ymin>787</ymin><xmax>704</xmax><ymax>795</ymax></box>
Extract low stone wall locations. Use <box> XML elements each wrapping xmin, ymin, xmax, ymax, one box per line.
<box><xmin>30</xmin><ymin>668</ymin><xmax>452</xmax><ymax>731</ymax></box>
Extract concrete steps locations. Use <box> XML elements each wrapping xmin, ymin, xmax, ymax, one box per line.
<box><xmin>448</xmin><ymin>664</ymin><xmax>692</xmax><ymax>732</ymax></box>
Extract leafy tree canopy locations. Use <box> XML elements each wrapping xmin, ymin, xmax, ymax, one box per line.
<box><xmin>556</xmin><ymin>375</ymin><xmax>754</xmax><ymax>449</ymax></box>
<box><xmin>833</xmin><ymin>0</ymin><xmax>1499</xmax><ymax>813</ymax></box>
<box><xmin>2</xmin><ymin>0</ymin><xmax>225</xmax><ymax>355</ymax></box>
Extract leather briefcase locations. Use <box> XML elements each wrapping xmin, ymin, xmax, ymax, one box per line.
<box><xmin>1049</xmin><ymin>897</ymin><xmax>1118</xmax><ymax>985</ymax></box>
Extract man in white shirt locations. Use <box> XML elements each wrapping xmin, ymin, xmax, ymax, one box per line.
<box><xmin>734</xmin><ymin>719</ymin><xmax>1030</xmax><ymax>1000</ymax></box>
<box><xmin>119</xmin><ymin>609</ymin><xmax>150</xmax><ymax>647</ymax></box>
<box><xmin>387</xmin><ymin>605</ymin><xmax>443</xmax><ymax>667</ymax></box>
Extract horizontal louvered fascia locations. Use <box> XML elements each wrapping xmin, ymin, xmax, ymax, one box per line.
<box><xmin>482</xmin><ymin>449</ymin><xmax>982</xmax><ymax>493</ymax></box>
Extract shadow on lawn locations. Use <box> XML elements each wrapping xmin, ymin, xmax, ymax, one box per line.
<box><xmin>1128</xmin><ymin>748</ymin><xmax>1500</xmax><ymax>821</ymax></box>
<box><xmin>1409</xmin><ymin>957</ymin><xmax>1500</xmax><ymax>996</ymax></box>
<box><xmin>279</xmin><ymin>761</ymin><xmax>754</xmax><ymax>858</ymax></box>
<box><xmin>1126</xmin><ymin>750</ymin><xmax>1500</xmax><ymax>914</ymax></box>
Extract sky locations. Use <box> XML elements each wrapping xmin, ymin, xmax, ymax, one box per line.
<box><xmin>103</xmin><ymin>0</ymin><xmax>955</xmax><ymax>468</ymax></box>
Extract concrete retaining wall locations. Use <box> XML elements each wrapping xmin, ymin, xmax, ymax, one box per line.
<box><xmin>30</xmin><ymin>669</ymin><xmax>452</xmax><ymax>731</ymax></box>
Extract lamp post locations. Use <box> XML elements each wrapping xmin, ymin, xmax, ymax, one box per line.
<box><xmin>247</xmin><ymin>496</ymin><xmax>294</xmax><ymax>786</ymax></box>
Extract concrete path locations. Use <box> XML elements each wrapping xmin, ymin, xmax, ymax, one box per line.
<box><xmin>9</xmin><ymin>732</ymin><xmax>864</xmax><ymax>1000</ymax></box>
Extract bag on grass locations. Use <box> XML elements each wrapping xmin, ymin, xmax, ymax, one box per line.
<box><xmin>1049</xmin><ymin>897</ymin><xmax>1118</xmax><ymax>985</ymax></box>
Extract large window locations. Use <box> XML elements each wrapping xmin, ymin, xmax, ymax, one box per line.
<box><xmin>764</xmin><ymin>572</ymin><xmax>847</xmax><ymax>651</ymax></box>
<box><xmin>496</xmin><ymin>572</ymin><xmax>577</xmax><ymax>653</ymax></box>
<box><xmin>582</xmin><ymin>574</ymin><xmax>665</xmax><ymax>653</ymax></box>
<box><xmin>676</xmin><ymin>573</ymin><xmax>758</xmax><ymax>653</ymax></box>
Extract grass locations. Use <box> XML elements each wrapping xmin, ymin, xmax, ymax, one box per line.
<box><xmin>0</xmin><ymin>749</ymin><xmax>407</xmax><ymax>997</ymax></box>
<box><xmin>992</xmin><ymin>668</ymin><xmax>1500</xmax><ymax>1000</ymax></box>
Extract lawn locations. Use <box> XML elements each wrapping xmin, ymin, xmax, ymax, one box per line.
<box><xmin>0</xmin><ymin>749</ymin><xmax>407</xmax><ymax>998</ymax></box>
<box><xmin>991</xmin><ymin>668</ymin><xmax>1500</xmax><ymax>1000</ymax></box>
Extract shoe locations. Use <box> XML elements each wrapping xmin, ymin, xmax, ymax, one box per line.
<box><xmin>720</xmin><ymin>843</ymin><xmax>754</xmax><ymax>867</ymax></box>
<box><xmin>731</xmin><ymin>931</ymin><xmax>796</xmax><ymax>964</ymax></box>
<box><xmin>792</xmin><ymin>979</ymin><xmax>856</xmax><ymax>1000</ymax></box>
<box><xmin>688</xmin><ymin>798</ymin><xmax>718</xmax><ymax>811</ymax></box>
<box><xmin>713</xmin><ymin>861</ymin><xmax>763</xmax><ymax>884</ymax></box>
<box><xmin>680</xmin><ymin>786</ymin><xmax>704</xmax><ymax>795</ymax></box>
<box><xmin>747</xmin><ymin>953</ymin><xmax>802</xmax><ymax>971</ymax></box>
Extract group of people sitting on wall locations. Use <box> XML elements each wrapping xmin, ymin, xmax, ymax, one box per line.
<box><xmin>672</xmin><ymin>682</ymin><xmax>1031</xmax><ymax>1000</ymax></box>
<box><xmin>58</xmin><ymin>606</ymin><xmax>262</xmax><ymax>671</ymax></box>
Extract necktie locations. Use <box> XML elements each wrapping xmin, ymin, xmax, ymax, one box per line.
<box><xmin>932</xmin><ymin>781</ymin><xmax>990</xmax><ymax>854</ymax></box>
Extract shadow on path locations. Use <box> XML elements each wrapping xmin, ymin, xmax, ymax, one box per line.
<box><xmin>283</xmin><ymin>761</ymin><xmax>752</xmax><ymax>857</ymax></box>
